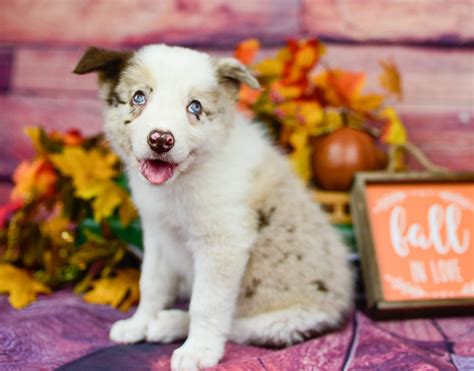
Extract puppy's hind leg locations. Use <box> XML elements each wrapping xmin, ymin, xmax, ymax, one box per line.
<box><xmin>230</xmin><ymin>307</ymin><xmax>341</xmax><ymax>347</ymax></box>
<box><xmin>146</xmin><ymin>309</ymin><xmax>190</xmax><ymax>343</ymax></box>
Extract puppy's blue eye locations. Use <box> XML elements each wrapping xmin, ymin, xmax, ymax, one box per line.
<box><xmin>187</xmin><ymin>100</ymin><xmax>202</xmax><ymax>116</ymax></box>
<box><xmin>132</xmin><ymin>91</ymin><xmax>146</xmax><ymax>105</ymax></box>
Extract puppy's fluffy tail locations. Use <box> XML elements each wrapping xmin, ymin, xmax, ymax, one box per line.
<box><xmin>230</xmin><ymin>306</ymin><xmax>341</xmax><ymax>347</ymax></box>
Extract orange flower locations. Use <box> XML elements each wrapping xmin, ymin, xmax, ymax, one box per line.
<box><xmin>63</xmin><ymin>129</ymin><xmax>84</xmax><ymax>146</ymax></box>
<box><xmin>235</xmin><ymin>38</ymin><xmax>260</xmax><ymax>65</ymax></box>
<box><xmin>314</xmin><ymin>69</ymin><xmax>365</xmax><ymax>107</ymax></box>
<box><xmin>11</xmin><ymin>158</ymin><xmax>57</xmax><ymax>202</ymax></box>
<box><xmin>49</xmin><ymin>130</ymin><xmax>64</xmax><ymax>142</ymax></box>
<box><xmin>282</xmin><ymin>39</ymin><xmax>325</xmax><ymax>85</ymax></box>
<box><xmin>270</xmin><ymin>81</ymin><xmax>305</xmax><ymax>102</ymax></box>
<box><xmin>239</xmin><ymin>84</ymin><xmax>262</xmax><ymax>106</ymax></box>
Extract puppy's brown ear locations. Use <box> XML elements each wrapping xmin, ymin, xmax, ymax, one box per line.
<box><xmin>73</xmin><ymin>46</ymin><xmax>133</xmax><ymax>81</ymax></box>
<box><xmin>214</xmin><ymin>58</ymin><xmax>260</xmax><ymax>92</ymax></box>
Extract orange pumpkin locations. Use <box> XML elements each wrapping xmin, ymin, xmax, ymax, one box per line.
<box><xmin>312</xmin><ymin>127</ymin><xmax>387</xmax><ymax>191</ymax></box>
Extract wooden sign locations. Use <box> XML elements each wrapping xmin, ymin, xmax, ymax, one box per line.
<box><xmin>351</xmin><ymin>172</ymin><xmax>474</xmax><ymax>316</ymax></box>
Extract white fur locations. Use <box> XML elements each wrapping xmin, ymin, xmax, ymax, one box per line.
<box><xmin>82</xmin><ymin>44</ymin><xmax>353</xmax><ymax>370</ymax></box>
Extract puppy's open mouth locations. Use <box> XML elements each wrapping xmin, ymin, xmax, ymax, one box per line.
<box><xmin>139</xmin><ymin>159</ymin><xmax>176</xmax><ymax>185</ymax></box>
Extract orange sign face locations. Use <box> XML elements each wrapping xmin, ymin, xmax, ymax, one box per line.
<box><xmin>365</xmin><ymin>183</ymin><xmax>474</xmax><ymax>302</ymax></box>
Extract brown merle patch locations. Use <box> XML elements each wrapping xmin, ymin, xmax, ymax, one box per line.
<box><xmin>212</xmin><ymin>57</ymin><xmax>260</xmax><ymax>98</ymax></box>
<box><xmin>73</xmin><ymin>46</ymin><xmax>133</xmax><ymax>107</ymax></box>
<box><xmin>244</xmin><ymin>287</ymin><xmax>255</xmax><ymax>298</ymax></box>
<box><xmin>257</xmin><ymin>206</ymin><xmax>276</xmax><ymax>231</ymax></box>
<box><xmin>311</xmin><ymin>279</ymin><xmax>328</xmax><ymax>292</ymax></box>
<box><xmin>243</xmin><ymin>277</ymin><xmax>261</xmax><ymax>298</ymax></box>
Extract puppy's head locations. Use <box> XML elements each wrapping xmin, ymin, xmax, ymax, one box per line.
<box><xmin>74</xmin><ymin>44</ymin><xmax>259</xmax><ymax>185</ymax></box>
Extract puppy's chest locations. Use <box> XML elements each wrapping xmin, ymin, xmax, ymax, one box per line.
<box><xmin>136</xmin><ymin>188</ymin><xmax>200</xmax><ymax>238</ymax></box>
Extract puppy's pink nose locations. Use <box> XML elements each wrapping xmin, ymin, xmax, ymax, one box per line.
<box><xmin>147</xmin><ymin>130</ymin><xmax>175</xmax><ymax>153</ymax></box>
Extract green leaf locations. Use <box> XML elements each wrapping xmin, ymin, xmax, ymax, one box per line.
<box><xmin>39</xmin><ymin>128</ymin><xmax>63</xmax><ymax>153</ymax></box>
<box><xmin>77</xmin><ymin>216</ymin><xmax>143</xmax><ymax>254</ymax></box>
<box><xmin>114</xmin><ymin>173</ymin><xmax>132</xmax><ymax>192</ymax></box>
<box><xmin>108</xmin><ymin>216</ymin><xmax>143</xmax><ymax>252</ymax></box>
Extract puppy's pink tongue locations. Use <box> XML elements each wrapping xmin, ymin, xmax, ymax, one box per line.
<box><xmin>140</xmin><ymin>160</ymin><xmax>174</xmax><ymax>185</ymax></box>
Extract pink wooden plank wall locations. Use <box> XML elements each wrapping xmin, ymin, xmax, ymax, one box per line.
<box><xmin>0</xmin><ymin>0</ymin><xmax>473</xmax><ymax>187</ymax></box>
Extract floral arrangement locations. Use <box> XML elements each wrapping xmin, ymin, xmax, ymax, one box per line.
<box><xmin>234</xmin><ymin>38</ymin><xmax>407</xmax><ymax>181</ymax></box>
<box><xmin>0</xmin><ymin>128</ymin><xmax>140</xmax><ymax>310</ymax></box>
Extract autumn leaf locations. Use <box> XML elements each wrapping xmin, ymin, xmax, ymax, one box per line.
<box><xmin>274</xmin><ymin>101</ymin><xmax>323</xmax><ymax>135</ymax></box>
<box><xmin>24</xmin><ymin>127</ymin><xmax>64</xmax><ymax>154</ymax></box>
<box><xmin>238</xmin><ymin>84</ymin><xmax>262</xmax><ymax>111</ymax></box>
<box><xmin>255</xmin><ymin>57</ymin><xmax>286</xmax><ymax>78</ymax></box>
<box><xmin>235</xmin><ymin>38</ymin><xmax>260</xmax><ymax>65</ymax></box>
<box><xmin>78</xmin><ymin>180</ymin><xmax>134</xmax><ymax>223</ymax></box>
<box><xmin>63</xmin><ymin>129</ymin><xmax>84</xmax><ymax>146</ymax></box>
<box><xmin>23</xmin><ymin>126</ymin><xmax>44</xmax><ymax>154</ymax></box>
<box><xmin>283</xmin><ymin>39</ymin><xmax>324</xmax><ymax>85</ymax></box>
<box><xmin>74</xmin><ymin>179</ymin><xmax>137</xmax><ymax>224</ymax></box>
<box><xmin>380</xmin><ymin>106</ymin><xmax>407</xmax><ymax>145</ymax></box>
<box><xmin>351</xmin><ymin>94</ymin><xmax>384</xmax><ymax>113</ymax></box>
<box><xmin>322</xmin><ymin>109</ymin><xmax>344</xmax><ymax>133</ymax></box>
<box><xmin>275</xmin><ymin>101</ymin><xmax>299</xmax><ymax>125</ymax></box>
<box><xmin>90</xmin><ymin>182</ymin><xmax>123</xmax><ymax>222</ymax></box>
<box><xmin>288</xmin><ymin>130</ymin><xmax>312</xmax><ymax>182</ymax></box>
<box><xmin>314</xmin><ymin>69</ymin><xmax>366</xmax><ymax>108</ymax></box>
<box><xmin>40</xmin><ymin>209</ymin><xmax>73</xmax><ymax>245</ymax></box>
<box><xmin>379</xmin><ymin>59</ymin><xmax>403</xmax><ymax>100</ymax></box>
<box><xmin>11</xmin><ymin>158</ymin><xmax>57</xmax><ymax>202</ymax></box>
<box><xmin>297</xmin><ymin>102</ymin><xmax>324</xmax><ymax>132</ymax></box>
<box><xmin>50</xmin><ymin>147</ymin><xmax>137</xmax><ymax>223</ymax></box>
<box><xmin>50</xmin><ymin>147</ymin><xmax>118</xmax><ymax>189</ymax></box>
<box><xmin>328</xmin><ymin>70</ymin><xmax>365</xmax><ymax>105</ymax></box>
<box><xmin>83</xmin><ymin>268</ymin><xmax>139</xmax><ymax>311</ymax></box>
<box><xmin>119</xmin><ymin>196</ymin><xmax>139</xmax><ymax>226</ymax></box>
<box><xmin>270</xmin><ymin>81</ymin><xmax>304</xmax><ymax>101</ymax></box>
<box><xmin>0</xmin><ymin>263</ymin><xmax>51</xmax><ymax>309</ymax></box>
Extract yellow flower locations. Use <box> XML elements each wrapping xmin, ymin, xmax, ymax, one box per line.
<box><xmin>50</xmin><ymin>147</ymin><xmax>137</xmax><ymax>224</ymax></box>
<box><xmin>381</xmin><ymin>106</ymin><xmax>407</xmax><ymax>145</ymax></box>
<box><xmin>11</xmin><ymin>158</ymin><xmax>57</xmax><ymax>202</ymax></box>
<box><xmin>234</xmin><ymin>38</ymin><xmax>260</xmax><ymax>65</ymax></box>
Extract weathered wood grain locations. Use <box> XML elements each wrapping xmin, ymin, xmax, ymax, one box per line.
<box><xmin>12</xmin><ymin>48</ymin><xmax>98</xmax><ymax>96</ymax></box>
<box><xmin>303</xmin><ymin>0</ymin><xmax>474</xmax><ymax>44</ymax></box>
<box><xmin>399</xmin><ymin>109</ymin><xmax>474</xmax><ymax>171</ymax></box>
<box><xmin>0</xmin><ymin>95</ymin><xmax>102</xmax><ymax>175</ymax></box>
<box><xmin>2</xmin><ymin>1</ymin><xmax>472</xmax><ymax>47</ymax></box>
<box><xmin>10</xmin><ymin>47</ymin><xmax>229</xmax><ymax>97</ymax></box>
<box><xmin>0</xmin><ymin>0</ymin><xmax>299</xmax><ymax>47</ymax></box>
<box><xmin>0</xmin><ymin>48</ymin><xmax>13</xmax><ymax>92</ymax></box>
<box><xmin>323</xmin><ymin>45</ymin><xmax>474</xmax><ymax>110</ymax></box>
<box><xmin>11</xmin><ymin>45</ymin><xmax>474</xmax><ymax>110</ymax></box>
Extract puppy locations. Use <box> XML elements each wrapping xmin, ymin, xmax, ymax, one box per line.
<box><xmin>74</xmin><ymin>44</ymin><xmax>353</xmax><ymax>370</ymax></box>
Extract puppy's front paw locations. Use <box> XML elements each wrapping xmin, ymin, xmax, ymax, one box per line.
<box><xmin>109</xmin><ymin>316</ymin><xmax>148</xmax><ymax>344</ymax></box>
<box><xmin>146</xmin><ymin>310</ymin><xmax>189</xmax><ymax>343</ymax></box>
<box><xmin>171</xmin><ymin>339</ymin><xmax>224</xmax><ymax>371</ymax></box>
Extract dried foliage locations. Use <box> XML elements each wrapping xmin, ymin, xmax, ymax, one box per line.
<box><xmin>83</xmin><ymin>268</ymin><xmax>139</xmax><ymax>312</ymax></box>
<box><xmin>235</xmin><ymin>38</ymin><xmax>406</xmax><ymax>181</ymax></box>
<box><xmin>0</xmin><ymin>128</ymin><xmax>141</xmax><ymax>309</ymax></box>
<box><xmin>0</xmin><ymin>263</ymin><xmax>51</xmax><ymax>309</ymax></box>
